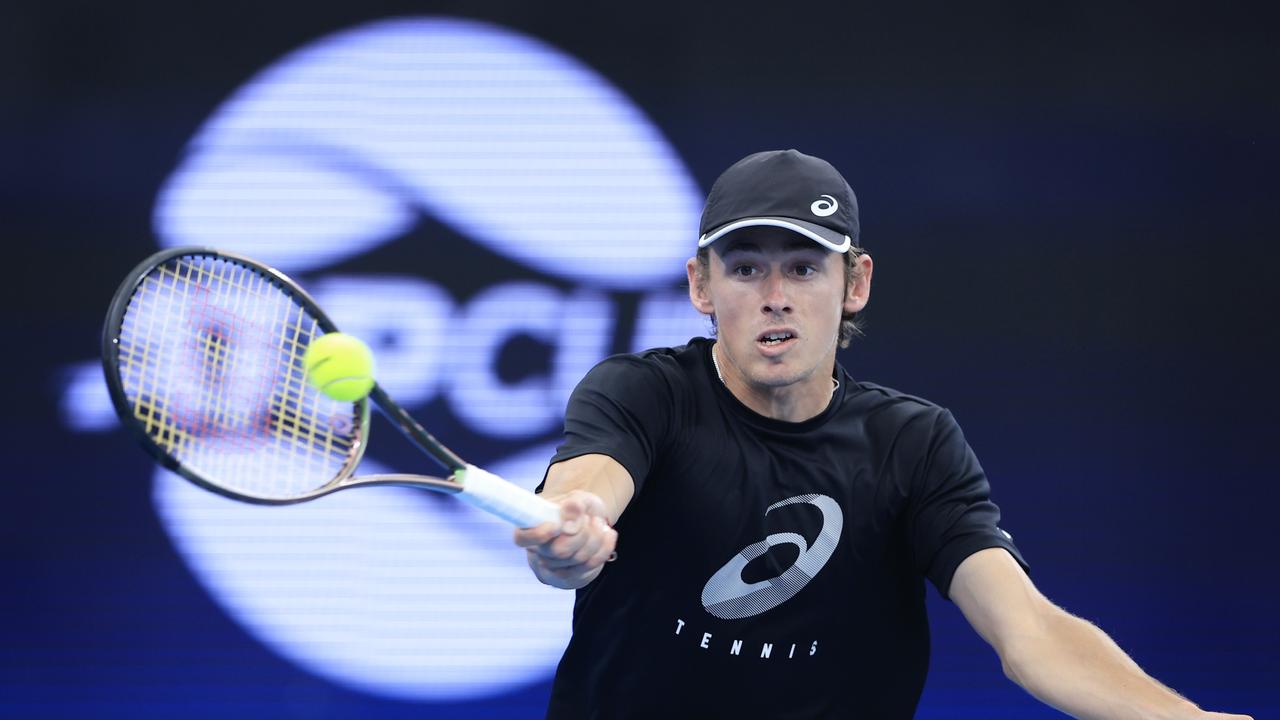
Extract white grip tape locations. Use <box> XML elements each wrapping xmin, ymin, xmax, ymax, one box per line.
<box><xmin>458</xmin><ymin>464</ymin><xmax>561</xmax><ymax>528</ymax></box>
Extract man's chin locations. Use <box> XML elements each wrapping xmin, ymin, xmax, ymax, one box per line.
<box><xmin>744</xmin><ymin>364</ymin><xmax>809</xmax><ymax>389</ymax></box>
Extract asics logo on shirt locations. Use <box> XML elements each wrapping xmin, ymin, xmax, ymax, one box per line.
<box><xmin>701</xmin><ymin>494</ymin><xmax>843</xmax><ymax>620</ymax></box>
<box><xmin>810</xmin><ymin>195</ymin><xmax>838</xmax><ymax>217</ymax></box>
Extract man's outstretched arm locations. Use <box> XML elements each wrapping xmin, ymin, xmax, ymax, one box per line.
<box><xmin>513</xmin><ymin>453</ymin><xmax>633</xmax><ymax>590</ymax></box>
<box><xmin>951</xmin><ymin>548</ymin><xmax>1253</xmax><ymax>720</ymax></box>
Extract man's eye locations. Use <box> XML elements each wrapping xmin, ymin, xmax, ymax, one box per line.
<box><xmin>793</xmin><ymin>265</ymin><xmax>815</xmax><ymax>277</ymax></box>
<box><xmin>733</xmin><ymin>265</ymin><xmax>756</xmax><ymax>277</ymax></box>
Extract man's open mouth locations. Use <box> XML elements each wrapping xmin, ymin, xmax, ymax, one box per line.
<box><xmin>758</xmin><ymin>330</ymin><xmax>796</xmax><ymax>347</ymax></box>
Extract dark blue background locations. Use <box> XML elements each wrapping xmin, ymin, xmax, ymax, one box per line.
<box><xmin>5</xmin><ymin>1</ymin><xmax>1276</xmax><ymax>717</ymax></box>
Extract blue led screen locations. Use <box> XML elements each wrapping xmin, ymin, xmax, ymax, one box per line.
<box><xmin>7</xmin><ymin>4</ymin><xmax>1276</xmax><ymax>718</ymax></box>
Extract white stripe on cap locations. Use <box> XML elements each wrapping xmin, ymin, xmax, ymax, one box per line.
<box><xmin>697</xmin><ymin>218</ymin><xmax>852</xmax><ymax>253</ymax></box>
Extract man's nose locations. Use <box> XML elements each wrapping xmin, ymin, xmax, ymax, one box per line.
<box><xmin>761</xmin><ymin>272</ymin><xmax>790</xmax><ymax>315</ymax></box>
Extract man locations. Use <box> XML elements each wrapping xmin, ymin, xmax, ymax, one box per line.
<box><xmin>515</xmin><ymin>150</ymin><xmax>1251</xmax><ymax>719</ymax></box>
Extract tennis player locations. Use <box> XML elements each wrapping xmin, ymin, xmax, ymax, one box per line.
<box><xmin>515</xmin><ymin>150</ymin><xmax>1251</xmax><ymax>719</ymax></box>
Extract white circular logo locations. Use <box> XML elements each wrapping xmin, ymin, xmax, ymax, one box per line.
<box><xmin>700</xmin><ymin>494</ymin><xmax>843</xmax><ymax>620</ymax></box>
<box><xmin>810</xmin><ymin>194</ymin><xmax>838</xmax><ymax>217</ymax></box>
<box><xmin>141</xmin><ymin>16</ymin><xmax>706</xmax><ymax>702</ymax></box>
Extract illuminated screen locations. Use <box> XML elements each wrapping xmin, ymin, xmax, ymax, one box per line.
<box><xmin>18</xmin><ymin>6</ymin><xmax>1275</xmax><ymax>719</ymax></box>
<box><xmin>61</xmin><ymin>16</ymin><xmax>706</xmax><ymax>704</ymax></box>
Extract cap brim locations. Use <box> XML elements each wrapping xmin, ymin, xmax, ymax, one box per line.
<box><xmin>697</xmin><ymin>217</ymin><xmax>852</xmax><ymax>253</ymax></box>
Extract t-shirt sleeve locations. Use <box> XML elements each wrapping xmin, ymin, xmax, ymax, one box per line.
<box><xmin>907</xmin><ymin>408</ymin><xmax>1030</xmax><ymax>600</ymax></box>
<box><xmin>542</xmin><ymin>354</ymin><xmax>676</xmax><ymax>496</ymax></box>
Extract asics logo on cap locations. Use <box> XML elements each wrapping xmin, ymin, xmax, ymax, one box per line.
<box><xmin>810</xmin><ymin>194</ymin><xmax>838</xmax><ymax>217</ymax></box>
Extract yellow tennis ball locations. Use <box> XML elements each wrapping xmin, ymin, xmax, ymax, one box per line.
<box><xmin>303</xmin><ymin>332</ymin><xmax>375</xmax><ymax>402</ymax></box>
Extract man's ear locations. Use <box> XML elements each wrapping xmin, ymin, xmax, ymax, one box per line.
<box><xmin>843</xmin><ymin>253</ymin><xmax>873</xmax><ymax>315</ymax></box>
<box><xmin>687</xmin><ymin>257</ymin><xmax>715</xmax><ymax>314</ymax></box>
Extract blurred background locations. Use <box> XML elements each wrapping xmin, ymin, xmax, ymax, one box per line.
<box><xmin>5</xmin><ymin>1</ymin><xmax>1276</xmax><ymax>718</ymax></box>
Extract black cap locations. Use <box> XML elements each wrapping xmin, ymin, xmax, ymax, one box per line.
<box><xmin>698</xmin><ymin>149</ymin><xmax>859</xmax><ymax>253</ymax></box>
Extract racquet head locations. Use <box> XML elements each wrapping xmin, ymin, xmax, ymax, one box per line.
<box><xmin>102</xmin><ymin>247</ymin><xmax>371</xmax><ymax>503</ymax></box>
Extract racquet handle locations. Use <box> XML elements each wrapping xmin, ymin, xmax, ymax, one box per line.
<box><xmin>456</xmin><ymin>465</ymin><xmax>561</xmax><ymax>528</ymax></box>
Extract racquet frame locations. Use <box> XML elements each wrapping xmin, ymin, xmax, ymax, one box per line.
<box><xmin>101</xmin><ymin>247</ymin><xmax>555</xmax><ymax>523</ymax></box>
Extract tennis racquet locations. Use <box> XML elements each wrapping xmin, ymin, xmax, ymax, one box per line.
<box><xmin>102</xmin><ymin>246</ymin><xmax>561</xmax><ymax>528</ymax></box>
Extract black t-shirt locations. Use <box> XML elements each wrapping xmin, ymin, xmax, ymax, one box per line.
<box><xmin>542</xmin><ymin>338</ymin><xmax>1028</xmax><ymax>719</ymax></box>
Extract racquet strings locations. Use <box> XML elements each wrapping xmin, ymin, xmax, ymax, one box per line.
<box><xmin>113</xmin><ymin>254</ymin><xmax>363</xmax><ymax>499</ymax></box>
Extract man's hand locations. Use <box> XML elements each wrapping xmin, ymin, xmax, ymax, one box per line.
<box><xmin>514</xmin><ymin>489</ymin><xmax>618</xmax><ymax>590</ymax></box>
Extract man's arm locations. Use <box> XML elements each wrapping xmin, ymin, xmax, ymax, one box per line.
<box><xmin>950</xmin><ymin>548</ymin><xmax>1252</xmax><ymax>720</ymax></box>
<box><xmin>512</xmin><ymin>453</ymin><xmax>634</xmax><ymax>590</ymax></box>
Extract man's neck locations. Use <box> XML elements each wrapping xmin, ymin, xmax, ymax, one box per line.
<box><xmin>712</xmin><ymin>342</ymin><xmax>837</xmax><ymax>423</ymax></box>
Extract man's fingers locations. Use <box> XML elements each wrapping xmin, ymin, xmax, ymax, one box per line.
<box><xmin>537</xmin><ymin>520</ymin><xmax>617</xmax><ymax>571</ymax></box>
<box><xmin>512</xmin><ymin>520</ymin><xmax>561</xmax><ymax>548</ymax></box>
<box><xmin>558</xmin><ymin>495</ymin><xmax>587</xmax><ymax>534</ymax></box>
<box><xmin>540</xmin><ymin>531</ymin><xmax>603</xmax><ymax>569</ymax></box>
<box><xmin>522</xmin><ymin>523</ymin><xmax>582</xmax><ymax>560</ymax></box>
<box><xmin>514</xmin><ymin>489</ymin><xmax>616</xmax><ymax>589</ymax></box>
<box><xmin>537</xmin><ymin>521</ymin><xmax>600</xmax><ymax>564</ymax></box>
<box><xmin>586</xmin><ymin>525</ymin><xmax>618</xmax><ymax>567</ymax></box>
<box><xmin>519</xmin><ymin>491</ymin><xmax>606</xmax><ymax>554</ymax></box>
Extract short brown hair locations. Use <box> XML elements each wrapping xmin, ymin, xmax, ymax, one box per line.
<box><xmin>692</xmin><ymin>245</ymin><xmax>867</xmax><ymax>348</ymax></box>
